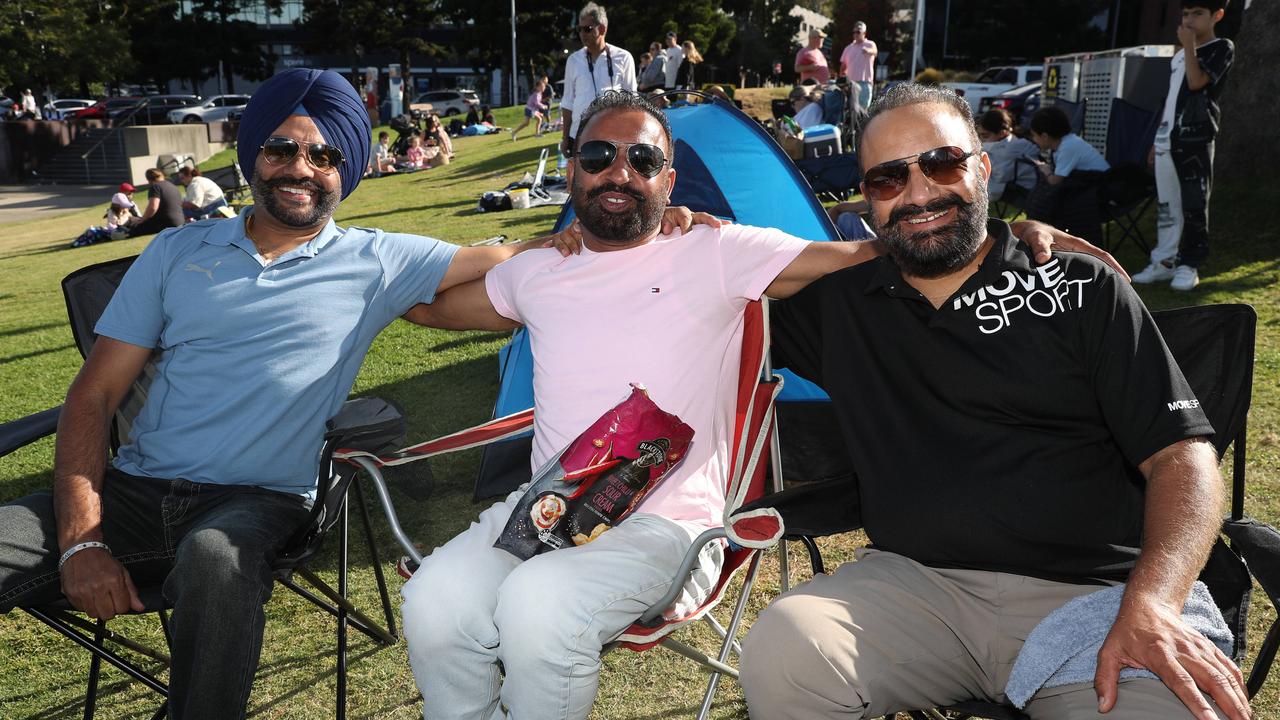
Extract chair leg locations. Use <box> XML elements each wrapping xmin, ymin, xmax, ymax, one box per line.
<box><xmin>353</xmin><ymin>476</ymin><xmax>398</xmax><ymax>640</ymax></box>
<box><xmin>700</xmin><ymin>614</ymin><xmax>744</xmax><ymax>657</ymax></box>
<box><xmin>768</xmin><ymin>421</ymin><xmax>789</xmax><ymax>593</ymax></box>
<box><xmin>83</xmin><ymin>618</ymin><xmax>106</xmax><ymax>720</ymax></box>
<box><xmin>696</xmin><ymin>551</ymin><xmax>764</xmax><ymax>720</ymax></box>
<box><xmin>337</xmin><ymin>497</ymin><xmax>349</xmax><ymax>720</ymax></box>
<box><xmin>1246</xmin><ymin>617</ymin><xmax>1279</xmax><ymax>699</ymax></box>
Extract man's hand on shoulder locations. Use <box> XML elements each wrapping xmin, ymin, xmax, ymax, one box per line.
<box><xmin>662</xmin><ymin>207</ymin><xmax>724</xmax><ymax>236</ymax></box>
<box><xmin>1095</xmin><ymin>596</ymin><xmax>1250</xmax><ymax>720</ymax></box>
<box><xmin>1009</xmin><ymin>220</ymin><xmax>1129</xmax><ymax>281</ymax></box>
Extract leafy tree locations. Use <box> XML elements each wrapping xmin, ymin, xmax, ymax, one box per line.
<box><xmin>725</xmin><ymin>0</ymin><xmax>802</xmax><ymax>85</ymax></box>
<box><xmin>0</xmin><ymin>0</ymin><xmax>133</xmax><ymax>98</ymax></box>
<box><xmin>299</xmin><ymin>0</ymin><xmax>442</xmax><ymax>99</ymax></box>
<box><xmin>1215</xmin><ymin>0</ymin><xmax>1278</xmax><ymax>183</ymax></box>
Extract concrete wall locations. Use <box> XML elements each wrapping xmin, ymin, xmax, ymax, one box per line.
<box><xmin>0</xmin><ymin>119</ymin><xmax>109</xmax><ymax>183</ymax></box>
<box><xmin>123</xmin><ymin>125</ymin><xmax>232</xmax><ymax>184</ymax></box>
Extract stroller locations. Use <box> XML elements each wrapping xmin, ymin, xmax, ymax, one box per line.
<box><xmin>390</xmin><ymin>109</ymin><xmax>427</xmax><ymax>156</ymax></box>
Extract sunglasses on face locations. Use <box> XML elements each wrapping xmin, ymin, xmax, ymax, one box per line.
<box><xmin>259</xmin><ymin>136</ymin><xmax>346</xmax><ymax>174</ymax></box>
<box><xmin>574</xmin><ymin>140</ymin><xmax>668</xmax><ymax>178</ymax></box>
<box><xmin>578</xmin><ymin>25</ymin><xmax>598</xmax><ymax>33</ymax></box>
<box><xmin>862</xmin><ymin>145</ymin><xmax>978</xmax><ymax>201</ymax></box>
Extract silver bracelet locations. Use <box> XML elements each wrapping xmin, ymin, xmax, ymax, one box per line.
<box><xmin>58</xmin><ymin>541</ymin><xmax>111</xmax><ymax>570</ymax></box>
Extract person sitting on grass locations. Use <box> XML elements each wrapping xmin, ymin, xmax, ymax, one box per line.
<box><xmin>1028</xmin><ymin>105</ymin><xmax>1109</xmax><ymax>185</ymax></box>
<box><xmin>512</xmin><ymin>79</ymin><xmax>549</xmax><ymax>141</ymax></box>
<box><xmin>178</xmin><ymin>165</ymin><xmax>229</xmax><ymax>221</ymax></box>
<box><xmin>977</xmin><ymin>108</ymin><xmax>1040</xmax><ymax>204</ymax></box>
<box><xmin>425</xmin><ymin>113</ymin><xmax>454</xmax><ymax>159</ymax></box>
<box><xmin>401</xmin><ymin>134</ymin><xmax>427</xmax><ymax>169</ymax></box>
<box><xmin>372</xmin><ymin>131</ymin><xmax>397</xmax><ymax>175</ymax></box>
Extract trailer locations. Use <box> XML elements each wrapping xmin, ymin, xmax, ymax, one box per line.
<box><xmin>1042</xmin><ymin>45</ymin><xmax>1174</xmax><ymax>157</ymax></box>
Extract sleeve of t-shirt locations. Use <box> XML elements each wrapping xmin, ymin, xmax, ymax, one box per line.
<box><xmin>484</xmin><ymin>257</ymin><xmax>524</xmax><ymax>324</ymax></box>
<box><xmin>94</xmin><ymin>232</ymin><xmax>176</xmax><ymax>349</ymax></box>
<box><xmin>561</xmin><ymin>56</ymin><xmax>577</xmax><ymax>113</ymax></box>
<box><xmin>840</xmin><ymin>45</ymin><xmax>854</xmax><ymax>69</ymax></box>
<box><xmin>1053</xmin><ymin>141</ymin><xmax>1081</xmax><ymax>177</ymax></box>
<box><xmin>183</xmin><ymin>184</ymin><xmax>198</xmax><ymax>204</ymax></box>
<box><xmin>715</xmin><ymin>225</ymin><xmax>810</xmax><ymax>303</ymax></box>
<box><xmin>769</xmin><ymin>281</ymin><xmax>827</xmax><ymax>386</ymax></box>
<box><xmin>867</xmin><ymin>40</ymin><xmax>878</xmax><ymax>55</ymax></box>
<box><xmin>1082</xmin><ymin>268</ymin><xmax>1214</xmax><ymax>468</ymax></box>
<box><xmin>1197</xmin><ymin>39</ymin><xmax>1234</xmax><ymax>87</ymax></box>
<box><xmin>374</xmin><ymin>232</ymin><xmax>461</xmax><ymax>316</ymax></box>
<box><xmin>620</xmin><ymin>50</ymin><xmax>637</xmax><ymax>91</ymax></box>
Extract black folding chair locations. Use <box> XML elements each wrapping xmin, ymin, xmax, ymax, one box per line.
<box><xmin>0</xmin><ymin>256</ymin><xmax>401</xmax><ymax>720</ymax></box>
<box><xmin>743</xmin><ymin>303</ymin><xmax>1277</xmax><ymax>718</ymax></box>
<box><xmin>1098</xmin><ymin>98</ymin><xmax>1160</xmax><ymax>255</ymax></box>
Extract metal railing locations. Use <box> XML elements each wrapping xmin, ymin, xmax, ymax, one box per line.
<box><xmin>79</xmin><ymin>101</ymin><xmax>148</xmax><ymax>181</ymax></box>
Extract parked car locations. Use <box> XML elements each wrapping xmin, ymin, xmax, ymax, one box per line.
<box><xmin>41</xmin><ymin>98</ymin><xmax>95</xmax><ymax>119</ymax></box>
<box><xmin>167</xmin><ymin>94</ymin><xmax>251</xmax><ymax>124</ymax></box>
<box><xmin>68</xmin><ymin>97</ymin><xmax>145</xmax><ymax>120</ymax></box>
<box><xmin>411</xmin><ymin>89</ymin><xmax>480</xmax><ymax>117</ymax></box>
<box><xmin>977</xmin><ymin>82</ymin><xmax>1042</xmax><ymax>127</ymax></box>
<box><xmin>944</xmin><ymin>65</ymin><xmax>1043</xmax><ymax>113</ymax></box>
<box><xmin>132</xmin><ymin>94</ymin><xmax>201</xmax><ymax>124</ymax></box>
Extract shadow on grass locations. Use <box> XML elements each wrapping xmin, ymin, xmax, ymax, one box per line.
<box><xmin>247</xmin><ymin>643</ymin><xmax>391</xmax><ymax>718</ymax></box>
<box><xmin>428</xmin><ymin>331</ymin><xmax>510</xmax><ymax>353</ymax></box>
<box><xmin>0</xmin><ymin>344</ymin><xmax>74</xmax><ymax>365</ymax></box>
<box><xmin>0</xmin><ymin>322</ymin><xmax>65</xmax><ymax>340</ymax></box>
<box><xmin>338</xmin><ymin>197</ymin><xmax>476</xmax><ymax>226</ymax></box>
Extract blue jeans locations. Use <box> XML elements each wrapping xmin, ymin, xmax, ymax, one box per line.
<box><xmin>183</xmin><ymin>197</ymin><xmax>229</xmax><ymax>221</ymax></box>
<box><xmin>0</xmin><ymin>468</ymin><xmax>310</xmax><ymax>720</ymax></box>
<box><xmin>853</xmin><ymin>81</ymin><xmax>873</xmax><ymax>111</ymax></box>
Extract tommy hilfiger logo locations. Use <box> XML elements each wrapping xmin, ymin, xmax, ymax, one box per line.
<box><xmin>951</xmin><ymin>258</ymin><xmax>1093</xmax><ymax>335</ymax></box>
<box><xmin>650</xmin><ymin>287</ymin><xmax>661</xmax><ymax>293</ymax></box>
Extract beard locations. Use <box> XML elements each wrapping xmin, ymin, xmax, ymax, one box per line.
<box><xmin>250</xmin><ymin>173</ymin><xmax>341</xmax><ymax>228</ymax></box>
<box><xmin>870</xmin><ymin>182</ymin><xmax>989</xmax><ymax>278</ymax></box>
<box><xmin>570</xmin><ymin>176</ymin><xmax>666</xmax><ymax>245</ymax></box>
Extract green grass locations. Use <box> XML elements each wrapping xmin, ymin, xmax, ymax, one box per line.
<box><xmin>1</xmin><ymin>103</ymin><xmax>1277</xmax><ymax>719</ymax></box>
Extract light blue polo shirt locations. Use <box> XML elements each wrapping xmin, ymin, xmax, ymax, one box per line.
<box><xmin>1053</xmin><ymin>133</ymin><xmax>1110</xmax><ymax>178</ymax></box>
<box><xmin>96</xmin><ymin>210</ymin><xmax>458</xmax><ymax>496</ymax></box>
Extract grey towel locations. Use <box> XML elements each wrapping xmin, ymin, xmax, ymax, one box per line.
<box><xmin>1004</xmin><ymin>581</ymin><xmax>1232</xmax><ymax>708</ymax></box>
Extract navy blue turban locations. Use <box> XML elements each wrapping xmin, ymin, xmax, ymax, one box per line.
<box><xmin>237</xmin><ymin>68</ymin><xmax>371</xmax><ymax>200</ymax></box>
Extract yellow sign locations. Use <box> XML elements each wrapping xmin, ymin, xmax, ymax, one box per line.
<box><xmin>1046</xmin><ymin>66</ymin><xmax>1060</xmax><ymax>98</ymax></box>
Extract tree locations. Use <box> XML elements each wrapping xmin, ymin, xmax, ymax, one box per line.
<box><xmin>725</xmin><ymin>0</ymin><xmax>802</xmax><ymax>85</ymax></box>
<box><xmin>0</xmin><ymin>0</ymin><xmax>133</xmax><ymax>98</ymax></box>
<box><xmin>299</xmin><ymin>0</ymin><xmax>441</xmax><ymax>99</ymax></box>
<box><xmin>1214</xmin><ymin>0</ymin><xmax>1278</xmax><ymax>184</ymax></box>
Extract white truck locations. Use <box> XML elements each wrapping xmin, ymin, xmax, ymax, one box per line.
<box><xmin>944</xmin><ymin>65</ymin><xmax>1044</xmax><ymax>113</ymax></box>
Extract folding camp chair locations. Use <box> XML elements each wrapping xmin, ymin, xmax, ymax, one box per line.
<box><xmin>340</xmin><ymin>299</ymin><xmax>789</xmax><ymax>720</ymax></box>
<box><xmin>0</xmin><ymin>256</ymin><xmax>401</xmax><ymax>720</ymax></box>
<box><xmin>739</xmin><ymin>303</ymin><xmax>1277</xmax><ymax>718</ymax></box>
<box><xmin>1098</xmin><ymin>98</ymin><xmax>1160</xmax><ymax>255</ymax></box>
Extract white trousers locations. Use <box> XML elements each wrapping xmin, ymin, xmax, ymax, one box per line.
<box><xmin>402</xmin><ymin>486</ymin><xmax>720</xmax><ymax>720</ymax></box>
<box><xmin>1151</xmin><ymin>145</ymin><xmax>1183</xmax><ymax>266</ymax></box>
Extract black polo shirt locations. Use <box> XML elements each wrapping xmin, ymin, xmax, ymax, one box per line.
<box><xmin>773</xmin><ymin>220</ymin><xmax>1213</xmax><ymax>583</ymax></box>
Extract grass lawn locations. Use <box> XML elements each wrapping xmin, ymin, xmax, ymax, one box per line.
<box><xmin>1</xmin><ymin>95</ymin><xmax>1277</xmax><ymax>719</ymax></box>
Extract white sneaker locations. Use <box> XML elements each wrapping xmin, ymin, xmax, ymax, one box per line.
<box><xmin>1171</xmin><ymin>265</ymin><xmax>1200</xmax><ymax>291</ymax></box>
<box><xmin>1132</xmin><ymin>262</ymin><xmax>1176</xmax><ymax>284</ymax></box>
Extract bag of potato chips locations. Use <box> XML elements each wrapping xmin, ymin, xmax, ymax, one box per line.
<box><xmin>494</xmin><ymin>384</ymin><xmax>694</xmax><ymax>560</ymax></box>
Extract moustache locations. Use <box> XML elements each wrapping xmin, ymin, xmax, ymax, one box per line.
<box><xmin>261</xmin><ymin>176</ymin><xmax>325</xmax><ymax>193</ymax></box>
<box><xmin>587</xmin><ymin>183</ymin><xmax>646</xmax><ymax>203</ymax></box>
<box><xmin>886</xmin><ymin>194</ymin><xmax>967</xmax><ymax>228</ymax></box>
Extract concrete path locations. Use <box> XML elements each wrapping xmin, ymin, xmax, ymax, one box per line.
<box><xmin>0</xmin><ymin>185</ymin><xmax>114</xmax><ymax>224</ymax></box>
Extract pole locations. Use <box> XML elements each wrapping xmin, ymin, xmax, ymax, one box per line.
<box><xmin>511</xmin><ymin>0</ymin><xmax>518</xmax><ymax>107</ymax></box>
<box><xmin>911</xmin><ymin>0</ymin><xmax>926</xmax><ymax>80</ymax></box>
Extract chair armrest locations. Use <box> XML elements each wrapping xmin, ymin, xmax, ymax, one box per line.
<box><xmin>324</xmin><ymin>397</ymin><xmax>406</xmax><ymax>454</ymax></box>
<box><xmin>737</xmin><ymin>474</ymin><xmax>863</xmax><ymax>539</ymax></box>
<box><xmin>0</xmin><ymin>406</ymin><xmax>61</xmax><ymax>458</ymax></box>
<box><xmin>638</xmin><ymin>527</ymin><xmax>728</xmax><ymax>626</ymax></box>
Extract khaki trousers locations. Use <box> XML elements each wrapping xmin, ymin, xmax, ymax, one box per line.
<box><xmin>740</xmin><ymin>548</ymin><xmax>1226</xmax><ymax>719</ymax></box>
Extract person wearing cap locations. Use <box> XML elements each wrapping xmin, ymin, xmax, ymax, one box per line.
<box><xmin>795</xmin><ymin>26</ymin><xmax>831</xmax><ymax>85</ymax></box>
<box><xmin>790</xmin><ymin>85</ymin><xmax>825</xmax><ymax>129</ymax></box>
<box><xmin>105</xmin><ymin>193</ymin><xmax>136</xmax><ymax>232</ymax></box>
<box><xmin>662</xmin><ymin>30</ymin><xmax>683</xmax><ymax>90</ymax></box>
<box><xmin>177</xmin><ymin>165</ymin><xmax>228</xmax><ymax>221</ymax></box>
<box><xmin>0</xmin><ymin>67</ymin><xmax>699</xmax><ymax>720</ymax></box>
<box><xmin>839</xmin><ymin>21</ymin><xmax>879</xmax><ymax>110</ymax></box>
<box><xmin>559</xmin><ymin>2</ymin><xmax>636</xmax><ymax>157</ymax></box>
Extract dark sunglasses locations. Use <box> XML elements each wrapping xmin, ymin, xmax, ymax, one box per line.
<box><xmin>259</xmin><ymin>136</ymin><xmax>346</xmax><ymax>174</ymax></box>
<box><xmin>862</xmin><ymin>145</ymin><xmax>978</xmax><ymax>201</ymax></box>
<box><xmin>578</xmin><ymin>24</ymin><xmax>598</xmax><ymax>33</ymax></box>
<box><xmin>575</xmin><ymin>140</ymin><xmax>668</xmax><ymax>178</ymax></box>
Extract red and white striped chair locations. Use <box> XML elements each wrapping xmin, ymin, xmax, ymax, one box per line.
<box><xmin>337</xmin><ymin>299</ymin><xmax>787</xmax><ymax>719</ymax></box>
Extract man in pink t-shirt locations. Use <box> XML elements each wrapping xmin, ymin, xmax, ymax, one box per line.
<box><xmin>839</xmin><ymin>21</ymin><xmax>878</xmax><ymax>110</ymax></box>
<box><xmin>397</xmin><ymin>90</ymin><xmax>881</xmax><ymax>720</ymax></box>
<box><xmin>795</xmin><ymin>27</ymin><xmax>831</xmax><ymax>84</ymax></box>
<box><xmin>397</xmin><ymin>90</ymin><xmax>1083</xmax><ymax>720</ymax></box>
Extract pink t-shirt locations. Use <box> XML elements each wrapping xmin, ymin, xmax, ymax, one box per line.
<box><xmin>840</xmin><ymin>40</ymin><xmax>877</xmax><ymax>82</ymax></box>
<box><xmin>795</xmin><ymin>47</ymin><xmax>830</xmax><ymax>84</ymax></box>
<box><xmin>485</xmin><ymin>225</ymin><xmax>808</xmax><ymax>529</ymax></box>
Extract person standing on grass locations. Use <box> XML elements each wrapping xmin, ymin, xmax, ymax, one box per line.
<box><xmin>559</xmin><ymin>2</ymin><xmax>636</xmax><ymax>157</ymax></box>
<box><xmin>795</xmin><ymin>27</ymin><xmax>831</xmax><ymax>85</ymax></box>
<box><xmin>662</xmin><ymin>31</ymin><xmax>683</xmax><ymax>90</ymax></box>
<box><xmin>638</xmin><ymin>41</ymin><xmax>667</xmax><ymax>92</ymax></box>
<box><xmin>512</xmin><ymin>78</ymin><xmax>549</xmax><ymax>141</ymax></box>
<box><xmin>839</xmin><ymin>21</ymin><xmax>878</xmax><ymax>111</ymax></box>
<box><xmin>1132</xmin><ymin>0</ymin><xmax>1234</xmax><ymax>292</ymax></box>
<box><xmin>0</xmin><ymin>68</ymin><xmax>716</xmax><ymax>720</ymax></box>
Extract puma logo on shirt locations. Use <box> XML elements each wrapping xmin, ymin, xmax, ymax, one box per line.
<box><xmin>185</xmin><ymin>261</ymin><xmax>222</xmax><ymax>281</ymax></box>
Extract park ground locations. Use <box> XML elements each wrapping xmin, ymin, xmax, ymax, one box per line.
<box><xmin>0</xmin><ymin>90</ymin><xmax>1277</xmax><ymax>718</ymax></box>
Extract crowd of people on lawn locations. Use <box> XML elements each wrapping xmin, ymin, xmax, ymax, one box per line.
<box><xmin>5</xmin><ymin>0</ymin><xmax>1256</xmax><ymax>718</ymax></box>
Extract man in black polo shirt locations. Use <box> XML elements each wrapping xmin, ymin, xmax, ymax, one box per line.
<box><xmin>739</xmin><ymin>84</ymin><xmax>1250</xmax><ymax>720</ymax></box>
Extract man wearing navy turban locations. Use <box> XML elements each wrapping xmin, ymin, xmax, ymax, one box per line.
<box><xmin>0</xmin><ymin>68</ymin><xmax>634</xmax><ymax>720</ymax></box>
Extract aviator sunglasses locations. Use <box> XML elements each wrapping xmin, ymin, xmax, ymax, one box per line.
<box><xmin>862</xmin><ymin>145</ymin><xmax>978</xmax><ymax>201</ymax></box>
<box><xmin>259</xmin><ymin>136</ymin><xmax>346</xmax><ymax>174</ymax></box>
<box><xmin>574</xmin><ymin>140</ymin><xmax>668</xmax><ymax>178</ymax></box>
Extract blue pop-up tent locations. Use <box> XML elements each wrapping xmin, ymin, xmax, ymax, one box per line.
<box><xmin>474</xmin><ymin>96</ymin><xmax>849</xmax><ymax>499</ymax></box>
